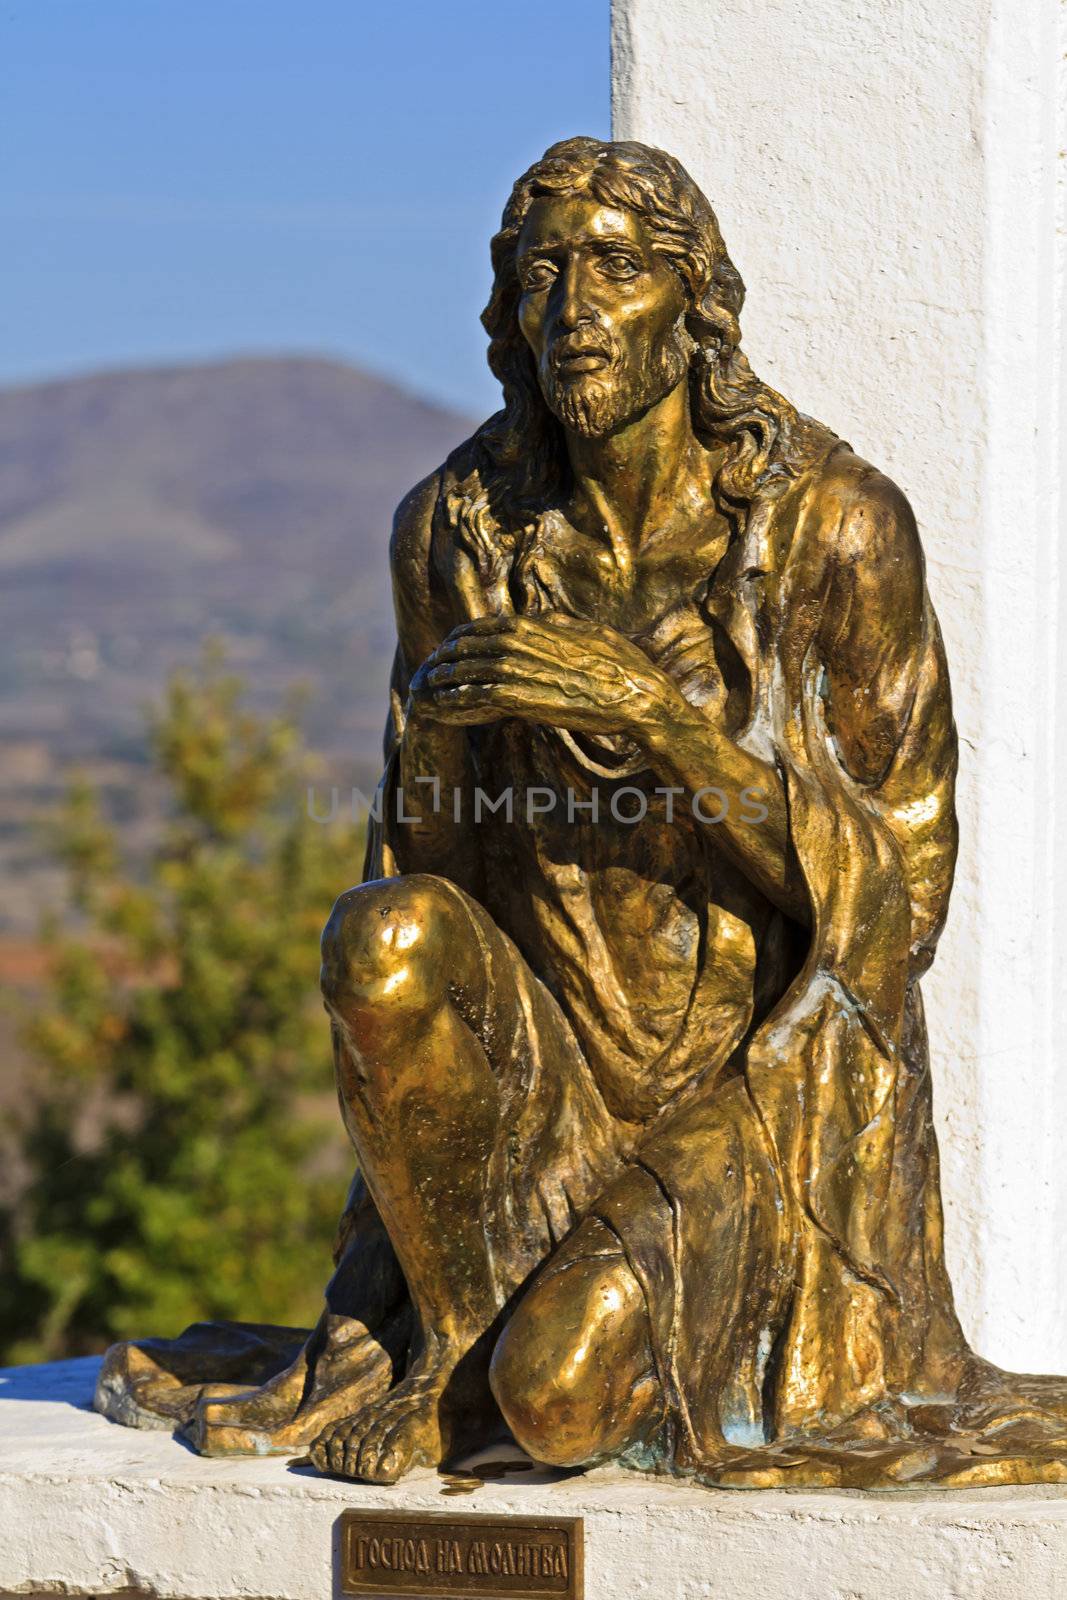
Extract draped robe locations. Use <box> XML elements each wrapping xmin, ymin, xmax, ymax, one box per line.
<box><xmin>95</xmin><ymin>431</ymin><xmax>1067</xmax><ymax>1487</ymax></box>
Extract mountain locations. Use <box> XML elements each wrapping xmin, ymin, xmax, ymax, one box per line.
<box><xmin>0</xmin><ymin>356</ymin><xmax>478</xmax><ymax>930</ymax></box>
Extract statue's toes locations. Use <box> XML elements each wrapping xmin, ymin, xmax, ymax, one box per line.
<box><xmin>357</xmin><ymin>1407</ymin><xmax>432</xmax><ymax>1483</ymax></box>
<box><xmin>306</xmin><ymin>1390</ymin><xmax>439</xmax><ymax>1482</ymax></box>
<box><xmin>308</xmin><ymin>1409</ymin><xmax>369</xmax><ymax>1477</ymax></box>
<box><xmin>185</xmin><ymin>1343</ymin><xmax>392</xmax><ymax>1459</ymax></box>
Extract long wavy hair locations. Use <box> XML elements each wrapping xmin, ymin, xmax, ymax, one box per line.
<box><xmin>445</xmin><ymin>138</ymin><xmax>825</xmax><ymax>600</ymax></box>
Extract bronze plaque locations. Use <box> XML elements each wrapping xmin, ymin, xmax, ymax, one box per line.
<box><xmin>339</xmin><ymin>1510</ymin><xmax>583</xmax><ymax>1600</ymax></box>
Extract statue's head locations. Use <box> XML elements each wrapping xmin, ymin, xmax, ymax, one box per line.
<box><xmin>447</xmin><ymin>140</ymin><xmax>818</xmax><ymax>590</ymax></box>
<box><xmin>484</xmin><ymin>137</ymin><xmax>746</xmax><ymax>443</ymax></box>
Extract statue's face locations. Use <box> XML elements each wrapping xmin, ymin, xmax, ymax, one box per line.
<box><xmin>515</xmin><ymin>196</ymin><xmax>690</xmax><ymax>439</ymax></box>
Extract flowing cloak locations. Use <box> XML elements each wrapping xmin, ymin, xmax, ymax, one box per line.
<box><xmin>96</xmin><ymin>435</ymin><xmax>1067</xmax><ymax>1486</ymax></box>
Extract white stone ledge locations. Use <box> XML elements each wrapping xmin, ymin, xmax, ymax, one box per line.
<box><xmin>4</xmin><ymin>1358</ymin><xmax>1067</xmax><ymax>1599</ymax></box>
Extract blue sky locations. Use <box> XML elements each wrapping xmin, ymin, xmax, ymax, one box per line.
<box><xmin>2</xmin><ymin>0</ymin><xmax>609</xmax><ymax>414</ymax></box>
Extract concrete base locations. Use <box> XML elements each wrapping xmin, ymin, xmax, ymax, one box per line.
<box><xmin>4</xmin><ymin>1359</ymin><xmax>1067</xmax><ymax>1599</ymax></box>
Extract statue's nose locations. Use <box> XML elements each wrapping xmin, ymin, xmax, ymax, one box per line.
<box><xmin>557</xmin><ymin>260</ymin><xmax>594</xmax><ymax>331</ymax></box>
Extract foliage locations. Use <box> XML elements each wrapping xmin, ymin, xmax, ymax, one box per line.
<box><xmin>0</xmin><ymin>651</ymin><xmax>362</xmax><ymax>1364</ymax></box>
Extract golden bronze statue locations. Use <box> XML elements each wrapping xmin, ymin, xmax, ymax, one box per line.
<box><xmin>95</xmin><ymin>138</ymin><xmax>1067</xmax><ymax>1488</ymax></box>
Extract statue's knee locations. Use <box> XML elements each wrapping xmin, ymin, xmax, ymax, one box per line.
<box><xmin>491</xmin><ymin>1255</ymin><xmax>646</xmax><ymax>1468</ymax></box>
<box><xmin>321</xmin><ymin>875</ymin><xmax>464</xmax><ymax>1026</ymax></box>
<box><xmin>490</xmin><ymin>1319</ymin><xmax>569</xmax><ymax>1467</ymax></box>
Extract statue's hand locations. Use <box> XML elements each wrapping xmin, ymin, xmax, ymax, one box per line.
<box><xmin>409</xmin><ymin>614</ymin><xmax>689</xmax><ymax>741</ymax></box>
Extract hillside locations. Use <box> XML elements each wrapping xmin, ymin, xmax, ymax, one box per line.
<box><xmin>0</xmin><ymin>356</ymin><xmax>477</xmax><ymax>931</ymax></box>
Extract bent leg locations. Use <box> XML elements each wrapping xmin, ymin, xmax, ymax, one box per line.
<box><xmin>308</xmin><ymin>874</ymin><xmax>509</xmax><ymax>1478</ymax></box>
<box><xmin>310</xmin><ymin>872</ymin><xmax>620</xmax><ymax>1481</ymax></box>
<box><xmin>491</xmin><ymin>1218</ymin><xmax>662</xmax><ymax>1468</ymax></box>
<box><xmin>325</xmin><ymin>875</ymin><xmax>506</xmax><ymax>1350</ymax></box>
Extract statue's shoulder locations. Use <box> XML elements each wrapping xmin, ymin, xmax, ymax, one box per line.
<box><xmin>388</xmin><ymin>430</ymin><xmax>492</xmax><ymax>661</ymax></box>
<box><xmin>794</xmin><ymin>443</ymin><xmax>924</xmax><ymax>577</ymax></box>
<box><xmin>781</xmin><ymin>444</ymin><xmax>929</xmax><ymax>672</ymax></box>
<box><xmin>389</xmin><ymin>427</ymin><xmax>489</xmax><ymax>577</ymax></box>
<box><xmin>390</xmin><ymin>468</ymin><xmax>442</xmax><ymax>576</ymax></box>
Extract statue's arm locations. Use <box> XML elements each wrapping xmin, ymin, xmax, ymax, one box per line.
<box><xmin>641</xmin><ymin>693</ymin><xmax>803</xmax><ymax>918</ymax></box>
<box><xmin>389</xmin><ymin>472</ymin><xmax>449</xmax><ymax>684</ymax></box>
<box><xmin>381</xmin><ymin>472</ymin><xmax>481</xmax><ymax>888</ymax></box>
<box><xmin>815</xmin><ymin>467</ymin><xmax>927</xmax><ymax>786</ymax></box>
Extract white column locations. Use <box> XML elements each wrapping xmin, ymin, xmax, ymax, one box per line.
<box><xmin>613</xmin><ymin>0</ymin><xmax>1067</xmax><ymax>1370</ymax></box>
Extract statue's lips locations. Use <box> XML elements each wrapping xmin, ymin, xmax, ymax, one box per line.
<box><xmin>551</xmin><ymin>349</ymin><xmax>612</xmax><ymax>374</ymax></box>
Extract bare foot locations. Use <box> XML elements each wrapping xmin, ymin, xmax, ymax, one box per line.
<box><xmin>310</xmin><ymin>1352</ymin><xmax>455</xmax><ymax>1482</ymax></box>
<box><xmin>190</xmin><ymin>1317</ymin><xmax>393</xmax><ymax>1456</ymax></box>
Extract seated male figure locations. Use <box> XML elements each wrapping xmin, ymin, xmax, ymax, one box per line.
<box><xmin>98</xmin><ymin>140</ymin><xmax>1067</xmax><ymax>1491</ymax></box>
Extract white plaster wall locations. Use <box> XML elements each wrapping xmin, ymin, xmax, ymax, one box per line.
<box><xmin>612</xmin><ymin>0</ymin><xmax>1067</xmax><ymax>1369</ymax></box>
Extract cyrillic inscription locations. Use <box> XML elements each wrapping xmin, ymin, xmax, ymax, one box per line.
<box><xmin>339</xmin><ymin>1511</ymin><xmax>583</xmax><ymax>1600</ymax></box>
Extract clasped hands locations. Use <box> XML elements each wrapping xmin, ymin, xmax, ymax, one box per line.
<box><xmin>407</xmin><ymin>612</ymin><xmax>689</xmax><ymax>747</ymax></box>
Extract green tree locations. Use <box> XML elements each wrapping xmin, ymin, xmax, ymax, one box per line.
<box><xmin>0</xmin><ymin>652</ymin><xmax>362</xmax><ymax>1364</ymax></box>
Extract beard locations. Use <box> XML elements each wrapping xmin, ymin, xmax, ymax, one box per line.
<box><xmin>540</xmin><ymin>322</ymin><xmax>692</xmax><ymax>439</ymax></box>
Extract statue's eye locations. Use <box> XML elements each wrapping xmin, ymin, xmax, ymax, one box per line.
<box><xmin>520</xmin><ymin>260</ymin><xmax>557</xmax><ymax>292</ymax></box>
<box><xmin>600</xmin><ymin>253</ymin><xmax>640</xmax><ymax>280</ymax></box>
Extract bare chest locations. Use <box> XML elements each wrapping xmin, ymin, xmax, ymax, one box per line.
<box><xmin>511</xmin><ymin>507</ymin><xmax>730</xmax><ymax>639</ymax></box>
